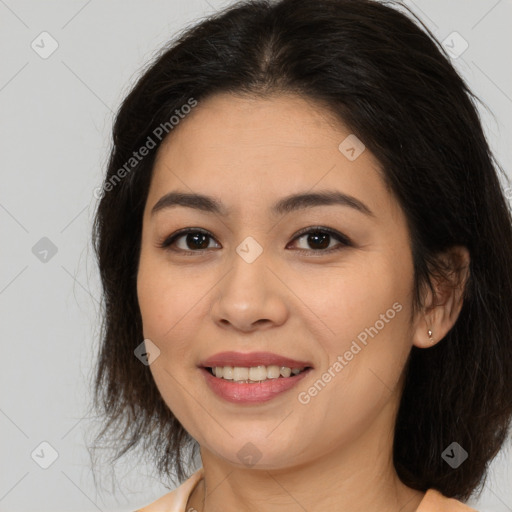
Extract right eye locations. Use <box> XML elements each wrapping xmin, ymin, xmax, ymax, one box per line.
<box><xmin>158</xmin><ymin>228</ymin><xmax>221</xmax><ymax>254</ymax></box>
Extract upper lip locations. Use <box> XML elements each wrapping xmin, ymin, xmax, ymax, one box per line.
<box><xmin>199</xmin><ymin>351</ymin><xmax>313</xmax><ymax>369</ymax></box>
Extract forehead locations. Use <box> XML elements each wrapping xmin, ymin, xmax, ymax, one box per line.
<box><xmin>147</xmin><ymin>92</ymin><xmax>392</xmax><ymax>218</ymax></box>
<box><xmin>154</xmin><ymin>92</ymin><xmax>363</xmax><ymax>167</ymax></box>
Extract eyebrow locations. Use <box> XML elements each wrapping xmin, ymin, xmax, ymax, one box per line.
<box><xmin>150</xmin><ymin>190</ymin><xmax>374</xmax><ymax>218</ymax></box>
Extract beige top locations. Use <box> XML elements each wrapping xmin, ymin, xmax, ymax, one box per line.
<box><xmin>136</xmin><ymin>467</ymin><xmax>478</xmax><ymax>512</ymax></box>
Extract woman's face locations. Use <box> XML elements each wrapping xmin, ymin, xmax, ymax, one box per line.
<box><xmin>137</xmin><ymin>92</ymin><xmax>419</xmax><ymax>470</ymax></box>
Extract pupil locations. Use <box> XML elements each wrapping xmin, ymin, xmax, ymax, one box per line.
<box><xmin>188</xmin><ymin>232</ymin><xmax>209</xmax><ymax>250</ymax></box>
<box><xmin>309</xmin><ymin>232</ymin><xmax>329</xmax><ymax>249</ymax></box>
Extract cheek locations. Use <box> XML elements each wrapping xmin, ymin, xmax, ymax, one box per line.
<box><xmin>136</xmin><ymin>254</ymin><xmax>204</xmax><ymax>417</ymax></box>
<box><xmin>138</xmin><ymin>249</ymin><xmax>188</xmax><ymax>328</ymax></box>
<box><xmin>137</xmin><ymin>252</ymin><xmax>185</xmax><ymax>351</ymax></box>
<box><xmin>137</xmin><ymin>259</ymin><xmax>170</xmax><ymax>338</ymax></box>
<box><xmin>302</xmin><ymin>252</ymin><xmax>411</xmax><ymax>338</ymax></box>
<box><xmin>293</xmin><ymin>270</ymin><xmax>412</xmax><ymax>445</ymax></box>
<box><xmin>308</xmin><ymin>252</ymin><xmax>414</xmax><ymax>386</ymax></box>
<box><xmin>136</xmin><ymin>251</ymin><xmax>214</xmax><ymax>366</ymax></box>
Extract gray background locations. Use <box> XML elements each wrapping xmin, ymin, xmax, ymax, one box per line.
<box><xmin>1</xmin><ymin>0</ymin><xmax>511</xmax><ymax>511</ymax></box>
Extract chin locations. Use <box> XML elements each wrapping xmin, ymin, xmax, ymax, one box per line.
<box><xmin>204</xmin><ymin>437</ymin><xmax>307</xmax><ymax>471</ymax></box>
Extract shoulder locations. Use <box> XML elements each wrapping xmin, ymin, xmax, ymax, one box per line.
<box><xmin>417</xmin><ymin>489</ymin><xmax>479</xmax><ymax>512</ymax></box>
<box><xmin>136</xmin><ymin>468</ymin><xmax>204</xmax><ymax>512</ymax></box>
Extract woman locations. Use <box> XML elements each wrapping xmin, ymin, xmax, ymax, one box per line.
<box><xmin>90</xmin><ymin>0</ymin><xmax>512</xmax><ymax>510</ymax></box>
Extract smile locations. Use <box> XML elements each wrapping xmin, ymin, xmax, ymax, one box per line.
<box><xmin>207</xmin><ymin>364</ymin><xmax>308</xmax><ymax>382</ymax></box>
<box><xmin>200</xmin><ymin>366</ymin><xmax>313</xmax><ymax>403</ymax></box>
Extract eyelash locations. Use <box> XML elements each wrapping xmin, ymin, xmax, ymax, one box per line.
<box><xmin>157</xmin><ymin>226</ymin><xmax>352</xmax><ymax>256</ymax></box>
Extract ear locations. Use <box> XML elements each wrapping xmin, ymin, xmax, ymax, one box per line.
<box><xmin>412</xmin><ymin>245</ymin><xmax>470</xmax><ymax>349</ymax></box>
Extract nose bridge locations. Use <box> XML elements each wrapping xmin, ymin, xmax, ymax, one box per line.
<box><xmin>211</xmin><ymin>236</ymin><xmax>288</xmax><ymax>330</ymax></box>
<box><xmin>224</xmin><ymin>237</ymin><xmax>270</xmax><ymax>301</ymax></box>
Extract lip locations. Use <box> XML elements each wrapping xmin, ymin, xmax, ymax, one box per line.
<box><xmin>198</xmin><ymin>351</ymin><xmax>313</xmax><ymax>369</ymax></box>
<box><xmin>200</xmin><ymin>366</ymin><xmax>313</xmax><ymax>404</ymax></box>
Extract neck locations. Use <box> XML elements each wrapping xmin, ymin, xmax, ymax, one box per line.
<box><xmin>189</xmin><ymin>460</ymin><xmax>424</xmax><ymax>512</ymax></box>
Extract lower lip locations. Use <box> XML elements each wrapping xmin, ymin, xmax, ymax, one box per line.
<box><xmin>200</xmin><ymin>367</ymin><xmax>312</xmax><ymax>404</ymax></box>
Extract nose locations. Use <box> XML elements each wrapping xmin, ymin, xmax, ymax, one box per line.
<box><xmin>209</xmin><ymin>248</ymin><xmax>289</xmax><ymax>333</ymax></box>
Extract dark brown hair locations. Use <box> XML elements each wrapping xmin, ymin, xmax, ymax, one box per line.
<box><xmin>90</xmin><ymin>0</ymin><xmax>512</xmax><ymax>501</ymax></box>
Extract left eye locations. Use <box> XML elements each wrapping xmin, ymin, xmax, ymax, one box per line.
<box><xmin>158</xmin><ymin>227</ymin><xmax>351</xmax><ymax>254</ymax></box>
<box><xmin>289</xmin><ymin>227</ymin><xmax>352</xmax><ymax>254</ymax></box>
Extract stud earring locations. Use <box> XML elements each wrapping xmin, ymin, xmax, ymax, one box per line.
<box><xmin>428</xmin><ymin>329</ymin><xmax>434</xmax><ymax>343</ymax></box>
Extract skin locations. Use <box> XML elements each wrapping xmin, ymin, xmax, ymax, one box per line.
<box><xmin>136</xmin><ymin>92</ymin><xmax>469</xmax><ymax>512</ymax></box>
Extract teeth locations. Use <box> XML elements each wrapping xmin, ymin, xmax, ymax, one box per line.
<box><xmin>210</xmin><ymin>365</ymin><xmax>306</xmax><ymax>382</ymax></box>
<box><xmin>233</xmin><ymin>367</ymin><xmax>249</xmax><ymax>381</ymax></box>
<box><xmin>249</xmin><ymin>366</ymin><xmax>267</xmax><ymax>381</ymax></box>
